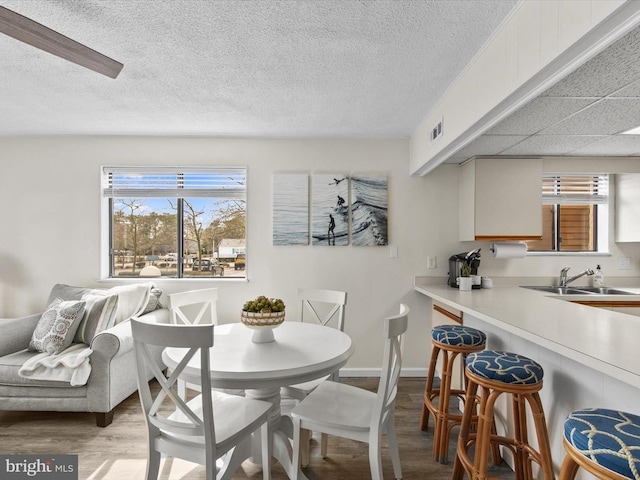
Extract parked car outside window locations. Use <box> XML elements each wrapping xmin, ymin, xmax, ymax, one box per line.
<box><xmin>234</xmin><ymin>253</ymin><xmax>246</xmax><ymax>270</ymax></box>
<box><xmin>192</xmin><ymin>259</ymin><xmax>212</xmax><ymax>271</ymax></box>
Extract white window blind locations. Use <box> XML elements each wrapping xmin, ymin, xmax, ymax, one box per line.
<box><xmin>102</xmin><ymin>166</ymin><xmax>246</xmax><ymax>199</ymax></box>
<box><xmin>542</xmin><ymin>173</ymin><xmax>608</xmax><ymax>205</ymax></box>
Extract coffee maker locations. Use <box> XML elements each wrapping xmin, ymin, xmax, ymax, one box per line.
<box><xmin>448</xmin><ymin>248</ymin><xmax>481</xmax><ymax>288</ymax></box>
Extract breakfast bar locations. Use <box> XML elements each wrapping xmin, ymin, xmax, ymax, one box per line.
<box><xmin>415</xmin><ymin>280</ymin><xmax>640</xmax><ymax>474</ymax></box>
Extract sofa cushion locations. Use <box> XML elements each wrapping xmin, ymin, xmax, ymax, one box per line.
<box><xmin>74</xmin><ymin>294</ymin><xmax>119</xmax><ymax>344</ymax></box>
<box><xmin>0</xmin><ymin>349</ymin><xmax>83</xmax><ymax>389</ymax></box>
<box><xmin>47</xmin><ymin>284</ymin><xmax>92</xmax><ymax>304</ymax></box>
<box><xmin>29</xmin><ymin>299</ymin><xmax>85</xmax><ymax>355</ymax></box>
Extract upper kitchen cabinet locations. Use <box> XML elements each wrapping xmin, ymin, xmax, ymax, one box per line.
<box><xmin>459</xmin><ymin>157</ymin><xmax>542</xmax><ymax>241</ymax></box>
<box><xmin>615</xmin><ymin>174</ymin><xmax>640</xmax><ymax>243</ymax></box>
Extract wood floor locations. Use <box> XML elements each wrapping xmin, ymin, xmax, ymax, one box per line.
<box><xmin>0</xmin><ymin>378</ymin><xmax>515</xmax><ymax>480</ymax></box>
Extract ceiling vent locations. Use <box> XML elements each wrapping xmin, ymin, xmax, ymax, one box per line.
<box><xmin>430</xmin><ymin>117</ymin><xmax>444</xmax><ymax>143</ymax></box>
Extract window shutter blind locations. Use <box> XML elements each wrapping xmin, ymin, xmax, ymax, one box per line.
<box><xmin>102</xmin><ymin>167</ymin><xmax>246</xmax><ymax>199</ymax></box>
<box><xmin>541</xmin><ymin>174</ymin><xmax>608</xmax><ymax>205</ymax></box>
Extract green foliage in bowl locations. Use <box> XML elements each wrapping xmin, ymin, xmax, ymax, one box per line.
<box><xmin>242</xmin><ymin>295</ymin><xmax>285</xmax><ymax>313</ymax></box>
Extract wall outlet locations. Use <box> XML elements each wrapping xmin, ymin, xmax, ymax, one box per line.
<box><xmin>618</xmin><ymin>256</ymin><xmax>631</xmax><ymax>270</ymax></box>
<box><xmin>389</xmin><ymin>246</ymin><xmax>398</xmax><ymax>258</ymax></box>
<box><xmin>427</xmin><ymin>256</ymin><xmax>437</xmax><ymax>269</ymax></box>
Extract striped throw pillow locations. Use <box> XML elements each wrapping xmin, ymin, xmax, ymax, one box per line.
<box><xmin>74</xmin><ymin>294</ymin><xmax>119</xmax><ymax>344</ymax></box>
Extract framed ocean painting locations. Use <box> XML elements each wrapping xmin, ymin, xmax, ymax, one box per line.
<box><xmin>350</xmin><ymin>174</ymin><xmax>388</xmax><ymax>246</ymax></box>
<box><xmin>273</xmin><ymin>173</ymin><xmax>309</xmax><ymax>245</ymax></box>
<box><xmin>311</xmin><ymin>173</ymin><xmax>349</xmax><ymax>246</ymax></box>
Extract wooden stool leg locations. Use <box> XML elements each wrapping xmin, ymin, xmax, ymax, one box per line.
<box><xmin>558</xmin><ymin>454</ymin><xmax>580</xmax><ymax>480</ymax></box>
<box><xmin>436</xmin><ymin>350</ymin><xmax>461</xmax><ymax>464</ymax></box>
<box><xmin>420</xmin><ymin>345</ymin><xmax>440</xmax><ymax>431</ymax></box>
<box><xmin>512</xmin><ymin>393</ymin><xmax>529</xmax><ymax>480</ymax></box>
<box><xmin>454</xmin><ymin>378</ymin><xmax>479</xmax><ymax>480</ymax></box>
<box><xmin>473</xmin><ymin>387</ymin><xmax>501</xmax><ymax>480</ymax></box>
<box><xmin>527</xmin><ymin>392</ymin><xmax>555</xmax><ymax>480</ymax></box>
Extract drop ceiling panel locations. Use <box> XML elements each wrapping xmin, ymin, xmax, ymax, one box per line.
<box><xmin>452</xmin><ymin>135</ymin><xmax>527</xmax><ymax>159</ymax></box>
<box><xmin>540</xmin><ymin>98</ymin><xmax>640</xmax><ymax>135</ymax></box>
<box><xmin>568</xmin><ymin>135</ymin><xmax>640</xmax><ymax>156</ymax></box>
<box><xmin>485</xmin><ymin>97</ymin><xmax>597</xmax><ymax>135</ymax></box>
<box><xmin>610</xmin><ymin>78</ymin><xmax>640</xmax><ymax>98</ymax></box>
<box><xmin>501</xmin><ymin>135</ymin><xmax>607</xmax><ymax>156</ymax></box>
<box><xmin>541</xmin><ymin>24</ymin><xmax>640</xmax><ymax>98</ymax></box>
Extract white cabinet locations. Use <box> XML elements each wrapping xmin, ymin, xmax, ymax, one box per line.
<box><xmin>459</xmin><ymin>158</ymin><xmax>542</xmax><ymax>241</ymax></box>
<box><xmin>615</xmin><ymin>174</ymin><xmax>640</xmax><ymax>242</ymax></box>
<box><xmin>432</xmin><ymin>301</ymin><xmax>464</xmax><ymax>390</ymax></box>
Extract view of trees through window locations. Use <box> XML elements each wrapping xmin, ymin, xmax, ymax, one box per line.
<box><xmin>107</xmin><ymin>169</ymin><xmax>246</xmax><ymax>278</ymax></box>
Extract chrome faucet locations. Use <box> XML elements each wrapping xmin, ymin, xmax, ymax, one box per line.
<box><xmin>559</xmin><ymin>267</ymin><xmax>595</xmax><ymax>287</ymax></box>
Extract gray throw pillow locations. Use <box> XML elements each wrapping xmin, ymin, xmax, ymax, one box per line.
<box><xmin>47</xmin><ymin>283</ymin><xmax>95</xmax><ymax>305</ymax></box>
<box><xmin>29</xmin><ymin>298</ymin><xmax>86</xmax><ymax>355</ymax></box>
<box><xmin>74</xmin><ymin>293</ymin><xmax>119</xmax><ymax>344</ymax></box>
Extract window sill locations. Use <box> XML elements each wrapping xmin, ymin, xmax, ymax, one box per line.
<box><xmin>526</xmin><ymin>251</ymin><xmax>612</xmax><ymax>257</ymax></box>
<box><xmin>97</xmin><ymin>276</ymin><xmax>249</xmax><ymax>284</ymax></box>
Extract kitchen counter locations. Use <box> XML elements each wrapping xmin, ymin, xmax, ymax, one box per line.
<box><xmin>414</xmin><ymin>281</ymin><xmax>640</xmax><ymax>389</ymax></box>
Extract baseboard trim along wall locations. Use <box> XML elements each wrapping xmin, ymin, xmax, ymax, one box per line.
<box><xmin>340</xmin><ymin>368</ymin><xmax>427</xmax><ymax>378</ymax></box>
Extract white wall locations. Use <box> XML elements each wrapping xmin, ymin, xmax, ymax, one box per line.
<box><xmin>2</xmin><ymin>137</ymin><xmax>639</xmax><ymax>373</ymax></box>
<box><xmin>0</xmin><ymin>136</ymin><xmax>457</xmax><ymax>373</ymax></box>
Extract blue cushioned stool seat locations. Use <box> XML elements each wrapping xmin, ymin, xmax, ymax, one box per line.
<box><xmin>466</xmin><ymin>350</ymin><xmax>543</xmax><ymax>385</ymax></box>
<box><xmin>431</xmin><ymin>324</ymin><xmax>486</xmax><ymax>347</ymax></box>
<box><xmin>564</xmin><ymin>408</ymin><xmax>640</xmax><ymax>480</ymax></box>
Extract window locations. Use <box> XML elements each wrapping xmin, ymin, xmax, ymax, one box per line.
<box><xmin>102</xmin><ymin>167</ymin><xmax>246</xmax><ymax>278</ymax></box>
<box><xmin>526</xmin><ymin>174</ymin><xmax>608</xmax><ymax>253</ymax></box>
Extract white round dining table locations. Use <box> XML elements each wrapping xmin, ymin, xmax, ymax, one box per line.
<box><xmin>162</xmin><ymin>321</ymin><xmax>354</xmax><ymax>480</ymax></box>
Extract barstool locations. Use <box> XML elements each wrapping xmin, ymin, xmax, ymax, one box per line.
<box><xmin>420</xmin><ymin>324</ymin><xmax>487</xmax><ymax>463</ymax></box>
<box><xmin>559</xmin><ymin>408</ymin><xmax>640</xmax><ymax>480</ymax></box>
<box><xmin>453</xmin><ymin>350</ymin><xmax>555</xmax><ymax>480</ymax></box>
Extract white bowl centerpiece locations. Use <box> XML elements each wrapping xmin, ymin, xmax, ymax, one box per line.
<box><xmin>241</xmin><ymin>296</ymin><xmax>286</xmax><ymax>343</ymax></box>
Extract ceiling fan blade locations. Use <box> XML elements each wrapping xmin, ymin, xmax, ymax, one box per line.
<box><xmin>0</xmin><ymin>6</ymin><xmax>123</xmax><ymax>79</ymax></box>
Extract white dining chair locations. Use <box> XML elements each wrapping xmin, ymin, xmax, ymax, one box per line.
<box><xmin>168</xmin><ymin>287</ymin><xmax>218</xmax><ymax>325</ymax></box>
<box><xmin>168</xmin><ymin>288</ymin><xmax>220</xmax><ymax>399</ymax></box>
<box><xmin>281</xmin><ymin>288</ymin><xmax>347</xmax><ymax>463</ymax></box>
<box><xmin>291</xmin><ymin>304</ymin><xmax>409</xmax><ymax>480</ymax></box>
<box><xmin>131</xmin><ymin>318</ymin><xmax>272</xmax><ymax>480</ymax></box>
<box><xmin>283</xmin><ymin>288</ymin><xmax>347</xmax><ymax>400</ymax></box>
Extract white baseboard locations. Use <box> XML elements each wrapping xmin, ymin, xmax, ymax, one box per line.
<box><xmin>340</xmin><ymin>367</ymin><xmax>428</xmax><ymax>378</ymax></box>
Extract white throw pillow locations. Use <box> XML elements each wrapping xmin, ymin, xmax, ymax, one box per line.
<box><xmin>88</xmin><ymin>283</ymin><xmax>154</xmax><ymax>324</ymax></box>
<box><xmin>29</xmin><ymin>298</ymin><xmax>86</xmax><ymax>355</ymax></box>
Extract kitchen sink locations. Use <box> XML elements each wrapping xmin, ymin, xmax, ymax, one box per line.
<box><xmin>520</xmin><ymin>286</ymin><xmax>636</xmax><ymax>295</ymax></box>
<box><xmin>568</xmin><ymin>286</ymin><xmax>635</xmax><ymax>295</ymax></box>
<box><xmin>521</xmin><ymin>286</ymin><xmax>589</xmax><ymax>295</ymax></box>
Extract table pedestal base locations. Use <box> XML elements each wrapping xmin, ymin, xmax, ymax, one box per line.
<box><xmin>243</xmin><ymin>387</ymin><xmax>308</xmax><ymax>480</ymax></box>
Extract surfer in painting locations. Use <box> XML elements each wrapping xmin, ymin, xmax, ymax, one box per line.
<box><xmin>329</xmin><ymin>177</ymin><xmax>346</xmax><ymax>185</ymax></box>
<box><xmin>336</xmin><ymin>195</ymin><xmax>345</xmax><ymax>208</ymax></box>
<box><xmin>328</xmin><ymin>213</ymin><xmax>336</xmax><ymax>245</ymax></box>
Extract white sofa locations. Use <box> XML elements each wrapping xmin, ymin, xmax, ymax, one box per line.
<box><xmin>0</xmin><ymin>283</ymin><xmax>169</xmax><ymax>427</ymax></box>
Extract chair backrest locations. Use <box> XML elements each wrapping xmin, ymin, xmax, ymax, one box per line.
<box><xmin>298</xmin><ymin>288</ymin><xmax>347</xmax><ymax>331</ymax></box>
<box><xmin>371</xmin><ymin>304</ymin><xmax>409</xmax><ymax>431</ymax></box>
<box><xmin>168</xmin><ymin>288</ymin><xmax>218</xmax><ymax>325</ymax></box>
<box><xmin>131</xmin><ymin>318</ymin><xmax>217</xmax><ymax>468</ymax></box>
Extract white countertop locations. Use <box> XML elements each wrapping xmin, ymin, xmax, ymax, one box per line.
<box><xmin>414</xmin><ymin>281</ymin><xmax>640</xmax><ymax>389</ymax></box>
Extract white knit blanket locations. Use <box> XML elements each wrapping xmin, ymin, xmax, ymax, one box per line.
<box><xmin>19</xmin><ymin>344</ymin><xmax>93</xmax><ymax>386</ymax></box>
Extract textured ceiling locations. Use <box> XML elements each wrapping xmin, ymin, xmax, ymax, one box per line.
<box><xmin>0</xmin><ymin>0</ymin><xmax>519</xmax><ymax>137</ymax></box>
<box><xmin>447</xmin><ymin>23</ymin><xmax>640</xmax><ymax>163</ymax></box>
